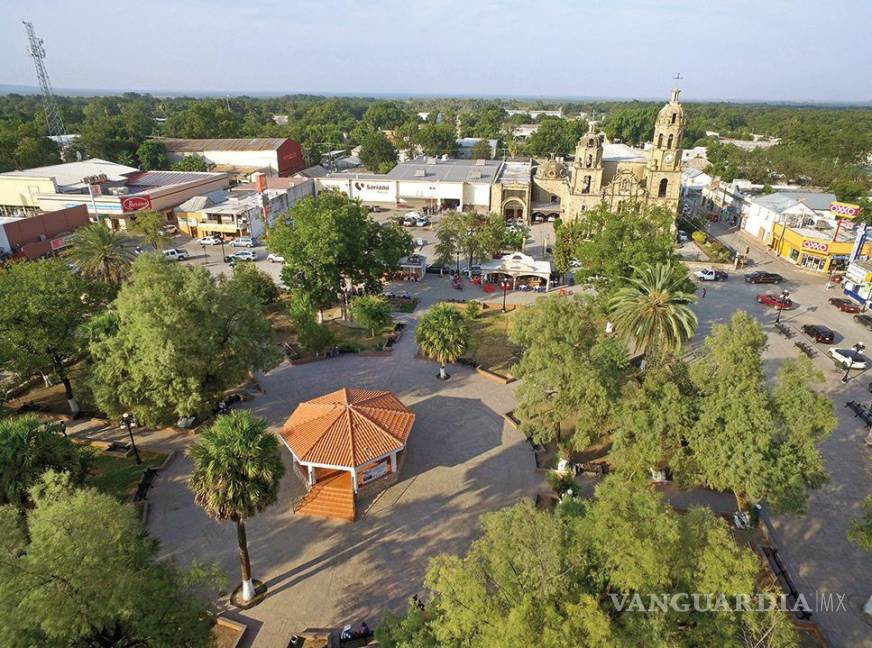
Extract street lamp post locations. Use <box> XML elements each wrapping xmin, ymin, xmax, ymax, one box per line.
<box><xmin>200</xmin><ymin>243</ymin><xmax>207</xmax><ymax>265</ymax></box>
<box><xmin>841</xmin><ymin>342</ymin><xmax>866</xmax><ymax>384</ymax></box>
<box><xmin>220</xmin><ymin>239</ymin><xmax>226</xmax><ymax>264</ymax></box>
<box><xmin>500</xmin><ymin>280</ymin><xmax>510</xmax><ymax>312</ymax></box>
<box><xmin>121</xmin><ymin>413</ymin><xmax>142</xmax><ymax>465</ymax></box>
<box><xmin>775</xmin><ymin>289</ymin><xmax>790</xmax><ymax>324</ymax></box>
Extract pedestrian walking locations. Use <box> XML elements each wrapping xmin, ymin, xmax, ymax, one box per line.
<box><xmin>702</xmin><ymin>286</ymin><xmax>707</xmax><ymax>298</ymax></box>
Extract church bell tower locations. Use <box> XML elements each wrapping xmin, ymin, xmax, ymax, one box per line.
<box><xmin>571</xmin><ymin>120</ymin><xmax>604</xmax><ymax>196</ymax></box>
<box><xmin>647</xmin><ymin>85</ymin><xmax>685</xmax><ymax>208</ymax></box>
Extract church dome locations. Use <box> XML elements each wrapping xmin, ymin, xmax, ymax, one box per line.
<box><xmin>536</xmin><ymin>158</ymin><xmax>567</xmax><ymax>179</ymax></box>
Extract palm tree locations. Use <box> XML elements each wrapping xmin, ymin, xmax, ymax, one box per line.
<box><xmin>415</xmin><ymin>303</ymin><xmax>470</xmax><ymax>380</ymax></box>
<box><xmin>128</xmin><ymin>211</ymin><xmax>171</xmax><ymax>250</ymax></box>
<box><xmin>0</xmin><ymin>414</ymin><xmax>91</xmax><ymax>509</ymax></box>
<box><xmin>188</xmin><ymin>410</ymin><xmax>285</xmax><ymax>603</ymax></box>
<box><xmin>610</xmin><ymin>262</ymin><xmax>698</xmax><ymax>360</ymax></box>
<box><xmin>68</xmin><ymin>223</ymin><xmax>135</xmax><ymax>284</ymax></box>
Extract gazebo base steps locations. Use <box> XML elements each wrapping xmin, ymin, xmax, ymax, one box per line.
<box><xmin>294</xmin><ymin>470</ymin><xmax>356</xmax><ymax>522</ymax></box>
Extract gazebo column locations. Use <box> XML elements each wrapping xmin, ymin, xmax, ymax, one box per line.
<box><xmin>307</xmin><ymin>464</ymin><xmax>315</xmax><ymax>487</ymax></box>
<box><xmin>350</xmin><ymin>468</ymin><xmax>359</xmax><ymax>493</ymax></box>
<box><xmin>390</xmin><ymin>452</ymin><xmax>398</xmax><ymax>474</ymax></box>
<box><xmin>512</xmin><ymin>274</ymin><xmax>517</xmax><ymax>289</ymax></box>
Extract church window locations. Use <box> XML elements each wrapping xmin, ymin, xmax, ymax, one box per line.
<box><xmin>671</xmin><ymin>112</ymin><xmax>676</xmax><ymax>124</ymax></box>
<box><xmin>585</xmin><ymin>154</ymin><xmax>592</xmax><ymax>167</ymax></box>
<box><xmin>657</xmin><ymin>133</ymin><xmax>663</xmax><ymax>148</ymax></box>
<box><xmin>658</xmin><ymin>178</ymin><xmax>668</xmax><ymax>198</ymax></box>
<box><xmin>582</xmin><ymin>175</ymin><xmax>591</xmax><ymax>193</ymax></box>
<box><xmin>667</xmin><ymin>134</ymin><xmax>674</xmax><ymax>149</ymax></box>
<box><xmin>621</xmin><ymin>178</ymin><xmax>630</xmax><ymax>193</ymax></box>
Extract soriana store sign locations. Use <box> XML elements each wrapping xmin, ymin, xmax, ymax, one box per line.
<box><xmin>121</xmin><ymin>195</ymin><xmax>152</xmax><ymax>212</ymax></box>
<box><xmin>801</xmin><ymin>239</ymin><xmax>829</xmax><ymax>254</ymax></box>
<box><xmin>830</xmin><ymin>202</ymin><xmax>861</xmax><ymax>218</ymax></box>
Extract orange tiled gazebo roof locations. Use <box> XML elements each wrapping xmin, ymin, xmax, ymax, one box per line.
<box><xmin>280</xmin><ymin>388</ymin><xmax>415</xmax><ymax>469</ymax></box>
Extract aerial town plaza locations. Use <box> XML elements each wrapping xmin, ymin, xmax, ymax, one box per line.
<box><xmin>0</xmin><ymin>4</ymin><xmax>869</xmax><ymax>648</ymax></box>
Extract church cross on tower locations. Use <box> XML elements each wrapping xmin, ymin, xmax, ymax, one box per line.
<box><xmin>671</xmin><ymin>73</ymin><xmax>683</xmax><ymax>102</ymax></box>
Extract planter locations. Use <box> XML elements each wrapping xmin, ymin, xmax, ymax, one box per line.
<box><xmin>475</xmin><ymin>366</ymin><xmax>515</xmax><ymax>384</ymax></box>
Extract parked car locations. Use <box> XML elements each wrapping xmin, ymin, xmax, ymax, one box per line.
<box><xmin>230</xmin><ymin>237</ymin><xmax>256</xmax><ymax>248</ymax></box>
<box><xmin>403</xmin><ymin>212</ymin><xmax>422</xmax><ymax>226</ymax></box>
<box><xmin>569</xmin><ymin>258</ymin><xmax>582</xmax><ymax>268</ymax></box>
<box><xmin>367</xmin><ymin>205</ymin><xmax>385</xmax><ymax>213</ymax></box>
<box><xmin>756</xmin><ymin>292</ymin><xmax>793</xmax><ymax>309</ymax></box>
<box><xmin>828</xmin><ymin>297</ymin><xmax>860</xmax><ymax>313</ymax></box>
<box><xmin>198</xmin><ymin>235</ymin><xmax>223</xmax><ymax>246</ymax></box>
<box><xmin>225</xmin><ymin>250</ymin><xmax>257</xmax><ymax>263</ymax></box>
<box><xmin>266</xmin><ymin>253</ymin><xmax>285</xmax><ymax>263</ymax></box>
<box><xmin>854</xmin><ymin>314</ymin><xmax>872</xmax><ymax>330</ymax></box>
<box><xmin>677</xmin><ymin>230</ymin><xmax>690</xmax><ymax>243</ymax></box>
<box><xmin>744</xmin><ymin>271</ymin><xmax>783</xmax><ymax>284</ymax></box>
<box><xmin>415</xmin><ymin>216</ymin><xmax>430</xmax><ymax>227</ymax></box>
<box><xmin>801</xmin><ymin>324</ymin><xmax>835</xmax><ymax>343</ymax></box>
<box><xmin>830</xmin><ymin>347</ymin><xmax>868</xmax><ymax>370</ymax></box>
<box><xmin>163</xmin><ymin>248</ymin><xmax>189</xmax><ymax>261</ymax></box>
<box><xmin>694</xmin><ymin>268</ymin><xmax>728</xmax><ymax>281</ymax></box>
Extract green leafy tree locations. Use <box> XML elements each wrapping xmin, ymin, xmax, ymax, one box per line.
<box><xmin>415</xmin><ymin>304</ymin><xmax>470</xmax><ymax>380</ymax></box>
<box><xmin>848</xmin><ymin>496</ymin><xmax>872</xmax><ymax>551</ymax></box>
<box><xmin>475</xmin><ymin>212</ymin><xmax>508</xmax><ymax>259</ymax></box>
<box><xmin>349</xmin><ymin>295</ymin><xmax>392</xmax><ymax>337</ymax></box>
<box><xmin>609</xmin><ymin>262</ymin><xmax>698</xmax><ymax>360</ymax></box>
<box><xmin>363</xmin><ymin>103</ymin><xmax>408</xmax><ymax>130</ymax></box>
<box><xmin>229</xmin><ymin>261</ymin><xmax>279</xmax><ymax>305</ymax></box>
<box><xmin>68</xmin><ymin>223</ymin><xmax>136</xmax><ymax>284</ymax></box>
<box><xmin>559</xmin><ymin>203</ymin><xmax>676</xmax><ymax>282</ymax></box>
<box><xmin>688</xmin><ymin>313</ymin><xmax>835</xmax><ymax>512</ymax></box>
<box><xmin>0</xmin><ymin>415</ymin><xmax>92</xmax><ymax>510</ymax></box>
<box><xmin>359</xmin><ymin>130</ymin><xmax>398</xmax><ymax>173</ymax></box>
<box><xmin>379</xmin><ymin>477</ymin><xmax>797</xmax><ymax>648</ymax></box>
<box><xmin>189</xmin><ymin>411</ymin><xmax>285</xmax><ymax>603</ymax></box>
<box><xmin>288</xmin><ymin>292</ymin><xmax>335</xmax><ymax>355</ymax></box>
<box><xmin>602</xmin><ymin>105</ymin><xmax>659</xmax><ymax>145</ymax></box>
<box><xmin>128</xmin><ymin>210</ymin><xmax>171</xmax><ymax>250</ymax></box>
<box><xmin>88</xmin><ymin>255</ymin><xmax>278</xmax><ymax>426</ymax></box>
<box><xmin>0</xmin><ymin>471</ymin><xmax>219</xmax><ymax>647</ymax></box>
<box><xmin>510</xmin><ymin>294</ymin><xmax>627</xmax><ymax>450</ymax></box>
<box><xmin>523</xmin><ymin>117</ymin><xmax>585</xmax><ymax>156</ymax></box>
<box><xmin>171</xmin><ymin>154</ymin><xmax>209</xmax><ymax>172</ymax></box>
<box><xmin>469</xmin><ymin>139</ymin><xmax>493</xmax><ymax>160</ymax></box>
<box><xmin>135</xmin><ymin>140</ymin><xmax>169</xmax><ymax>170</ymax></box>
<box><xmin>0</xmin><ymin>259</ymin><xmax>93</xmax><ymax>415</ymax></box>
<box><xmin>416</xmin><ymin>123</ymin><xmax>457</xmax><ymax>157</ymax></box>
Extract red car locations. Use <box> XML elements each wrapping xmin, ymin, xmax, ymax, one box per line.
<box><xmin>756</xmin><ymin>293</ymin><xmax>793</xmax><ymax>309</ymax></box>
<box><xmin>828</xmin><ymin>297</ymin><xmax>860</xmax><ymax>314</ymax></box>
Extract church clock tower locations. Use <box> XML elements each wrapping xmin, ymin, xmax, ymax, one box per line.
<box><xmin>647</xmin><ymin>87</ymin><xmax>685</xmax><ymax>209</ymax></box>
<box><xmin>571</xmin><ymin>121</ymin><xmax>604</xmax><ymax>196</ymax></box>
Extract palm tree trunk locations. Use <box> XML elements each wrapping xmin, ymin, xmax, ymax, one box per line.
<box><xmin>236</xmin><ymin>520</ymin><xmax>255</xmax><ymax>601</ymax></box>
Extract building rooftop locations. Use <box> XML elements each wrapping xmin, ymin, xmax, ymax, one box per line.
<box><xmin>602</xmin><ymin>143</ymin><xmax>647</xmax><ymax>163</ymax></box>
<box><xmin>0</xmin><ymin>158</ymin><xmax>139</xmax><ymax>188</ymax></box>
<box><xmin>497</xmin><ymin>159</ymin><xmax>532</xmax><ymax>185</ymax></box>
<box><xmin>386</xmin><ymin>156</ymin><xmax>503</xmax><ymax>184</ymax></box>
<box><xmin>234</xmin><ymin>176</ymin><xmax>312</xmax><ymax>191</ymax></box>
<box><xmin>751</xmin><ymin>191</ymin><xmax>837</xmax><ymax>214</ymax></box>
<box><xmin>156</xmin><ymin>137</ymin><xmax>289</xmax><ymax>152</ymax></box>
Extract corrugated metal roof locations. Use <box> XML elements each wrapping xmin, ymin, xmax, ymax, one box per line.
<box><xmin>280</xmin><ymin>388</ymin><xmax>415</xmax><ymax>468</ymax></box>
<box><xmin>156</xmin><ymin>137</ymin><xmax>289</xmax><ymax>152</ymax></box>
<box><xmin>0</xmin><ymin>158</ymin><xmax>139</xmax><ymax>187</ymax></box>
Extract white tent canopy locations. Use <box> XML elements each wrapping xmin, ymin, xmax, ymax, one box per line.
<box><xmin>480</xmin><ymin>252</ymin><xmax>553</xmax><ymax>291</ymax></box>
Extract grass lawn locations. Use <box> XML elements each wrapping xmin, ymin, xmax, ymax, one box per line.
<box><xmin>86</xmin><ymin>450</ymin><xmax>168</xmax><ymax>501</ymax></box>
<box><xmin>462</xmin><ymin>306</ymin><xmax>524</xmax><ymax>376</ymax></box>
<box><xmin>324</xmin><ymin>319</ymin><xmax>395</xmax><ymax>351</ymax></box>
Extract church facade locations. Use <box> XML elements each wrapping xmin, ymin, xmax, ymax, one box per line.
<box><xmin>492</xmin><ymin>89</ymin><xmax>685</xmax><ymax>223</ymax></box>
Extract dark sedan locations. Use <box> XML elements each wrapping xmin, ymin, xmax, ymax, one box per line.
<box><xmin>744</xmin><ymin>271</ymin><xmax>784</xmax><ymax>284</ymax></box>
<box><xmin>801</xmin><ymin>324</ymin><xmax>835</xmax><ymax>343</ymax></box>
<box><xmin>828</xmin><ymin>297</ymin><xmax>861</xmax><ymax>314</ymax></box>
<box><xmin>854</xmin><ymin>314</ymin><xmax>872</xmax><ymax>330</ymax></box>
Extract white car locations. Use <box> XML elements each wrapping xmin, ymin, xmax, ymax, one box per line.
<box><xmin>694</xmin><ymin>268</ymin><xmax>728</xmax><ymax>281</ymax></box>
<box><xmin>829</xmin><ymin>347</ymin><xmax>868</xmax><ymax>370</ymax></box>
<box><xmin>227</xmin><ymin>250</ymin><xmax>257</xmax><ymax>262</ymax></box>
<box><xmin>230</xmin><ymin>237</ymin><xmax>255</xmax><ymax>248</ymax></box>
<box><xmin>569</xmin><ymin>258</ymin><xmax>582</xmax><ymax>268</ymax></box>
<box><xmin>163</xmin><ymin>248</ymin><xmax>189</xmax><ymax>261</ymax></box>
<box><xmin>198</xmin><ymin>235</ymin><xmax>223</xmax><ymax>246</ymax></box>
<box><xmin>267</xmin><ymin>253</ymin><xmax>285</xmax><ymax>263</ymax></box>
<box><xmin>415</xmin><ymin>216</ymin><xmax>430</xmax><ymax>227</ymax></box>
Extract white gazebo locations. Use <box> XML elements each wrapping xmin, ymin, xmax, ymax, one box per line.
<box><xmin>480</xmin><ymin>252</ymin><xmax>553</xmax><ymax>291</ymax></box>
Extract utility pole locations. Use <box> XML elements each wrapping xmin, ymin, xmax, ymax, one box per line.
<box><xmin>22</xmin><ymin>21</ymin><xmax>67</xmax><ymax>157</ymax></box>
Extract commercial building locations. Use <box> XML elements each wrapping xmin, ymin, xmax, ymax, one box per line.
<box><xmin>156</xmin><ymin>138</ymin><xmax>305</xmax><ymax>179</ymax></box>
<box><xmin>0</xmin><ymin>159</ymin><xmax>229</xmax><ymax>230</ymax></box>
<box><xmin>175</xmin><ymin>175</ymin><xmax>314</xmax><ymax>240</ymax></box>
<box><xmin>0</xmin><ymin>204</ymin><xmax>90</xmax><ymax>260</ymax></box>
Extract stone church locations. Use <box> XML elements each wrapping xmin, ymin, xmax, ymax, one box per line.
<box><xmin>492</xmin><ymin>89</ymin><xmax>685</xmax><ymax>223</ymax></box>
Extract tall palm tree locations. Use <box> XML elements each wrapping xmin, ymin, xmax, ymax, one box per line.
<box><xmin>68</xmin><ymin>223</ymin><xmax>135</xmax><ymax>284</ymax></box>
<box><xmin>188</xmin><ymin>410</ymin><xmax>285</xmax><ymax>603</ymax></box>
<box><xmin>415</xmin><ymin>303</ymin><xmax>470</xmax><ymax>380</ymax></box>
<box><xmin>610</xmin><ymin>262</ymin><xmax>698</xmax><ymax>360</ymax></box>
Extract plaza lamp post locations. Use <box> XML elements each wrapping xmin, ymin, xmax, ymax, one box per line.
<box><xmin>200</xmin><ymin>243</ymin><xmax>207</xmax><ymax>265</ymax></box>
<box><xmin>775</xmin><ymin>289</ymin><xmax>790</xmax><ymax>324</ymax></box>
<box><xmin>121</xmin><ymin>412</ymin><xmax>142</xmax><ymax>465</ymax></box>
<box><xmin>500</xmin><ymin>279</ymin><xmax>511</xmax><ymax>312</ymax></box>
<box><xmin>220</xmin><ymin>239</ymin><xmax>226</xmax><ymax>264</ymax></box>
<box><xmin>841</xmin><ymin>342</ymin><xmax>866</xmax><ymax>384</ymax></box>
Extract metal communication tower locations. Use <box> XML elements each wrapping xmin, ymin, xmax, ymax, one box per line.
<box><xmin>22</xmin><ymin>21</ymin><xmax>66</xmax><ymax>141</ymax></box>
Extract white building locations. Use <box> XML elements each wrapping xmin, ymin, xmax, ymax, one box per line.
<box><xmin>741</xmin><ymin>191</ymin><xmax>837</xmax><ymax>244</ymax></box>
<box><xmin>506</xmin><ymin>108</ymin><xmax>563</xmax><ymax>119</ymax></box>
<box><xmin>317</xmin><ymin>156</ymin><xmax>504</xmax><ymax>211</ymax></box>
<box><xmin>512</xmin><ymin>124</ymin><xmax>539</xmax><ymax>139</ymax></box>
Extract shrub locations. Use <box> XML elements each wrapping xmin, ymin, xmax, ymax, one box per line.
<box><xmin>464</xmin><ymin>301</ymin><xmax>481</xmax><ymax>320</ymax></box>
<box><xmin>691</xmin><ymin>231</ymin><xmax>707</xmax><ymax>245</ymax></box>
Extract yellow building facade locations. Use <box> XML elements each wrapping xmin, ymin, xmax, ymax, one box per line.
<box><xmin>771</xmin><ymin>223</ymin><xmax>871</xmax><ymax>273</ymax></box>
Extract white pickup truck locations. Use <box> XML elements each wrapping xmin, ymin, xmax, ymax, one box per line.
<box><xmin>163</xmin><ymin>248</ymin><xmax>190</xmax><ymax>261</ymax></box>
<box><xmin>694</xmin><ymin>268</ymin><xmax>727</xmax><ymax>281</ymax></box>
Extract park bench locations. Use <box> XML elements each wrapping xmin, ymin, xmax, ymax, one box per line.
<box><xmin>774</xmin><ymin>322</ymin><xmax>794</xmax><ymax>338</ymax></box>
<box><xmin>794</xmin><ymin>341</ymin><xmax>816</xmax><ymax>358</ymax></box>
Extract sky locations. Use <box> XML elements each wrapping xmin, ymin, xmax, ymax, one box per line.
<box><xmin>2</xmin><ymin>0</ymin><xmax>870</xmax><ymax>103</ymax></box>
